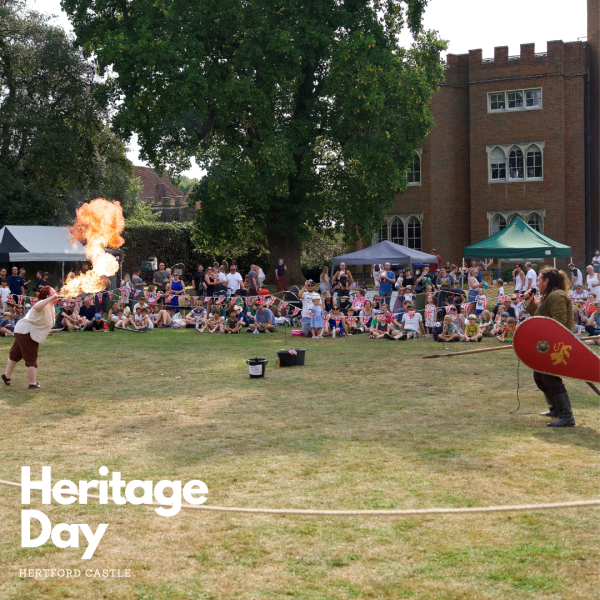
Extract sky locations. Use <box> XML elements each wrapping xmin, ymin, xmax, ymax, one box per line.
<box><xmin>29</xmin><ymin>0</ymin><xmax>588</xmax><ymax>178</ymax></box>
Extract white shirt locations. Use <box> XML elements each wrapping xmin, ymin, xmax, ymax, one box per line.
<box><xmin>587</xmin><ymin>273</ymin><xmax>600</xmax><ymax>298</ymax></box>
<box><xmin>0</xmin><ymin>287</ymin><xmax>10</xmax><ymax>309</ymax></box>
<box><xmin>570</xmin><ymin>289</ymin><xmax>588</xmax><ymax>300</ymax></box>
<box><xmin>14</xmin><ymin>301</ymin><xmax>56</xmax><ymax>343</ymax></box>
<box><xmin>570</xmin><ymin>268</ymin><xmax>583</xmax><ymax>287</ymax></box>
<box><xmin>592</xmin><ymin>256</ymin><xmax>600</xmax><ymax>266</ymax></box>
<box><xmin>301</xmin><ymin>292</ymin><xmax>320</xmax><ymax>318</ymax></box>
<box><xmin>525</xmin><ymin>268</ymin><xmax>536</xmax><ymax>290</ymax></box>
<box><xmin>218</xmin><ymin>272</ymin><xmax>227</xmax><ymax>283</ymax></box>
<box><xmin>401</xmin><ymin>311</ymin><xmax>422</xmax><ymax>332</ymax></box>
<box><xmin>258</xmin><ymin>268</ymin><xmax>265</xmax><ymax>279</ymax></box>
<box><xmin>225</xmin><ymin>272</ymin><xmax>243</xmax><ymax>292</ymax></box>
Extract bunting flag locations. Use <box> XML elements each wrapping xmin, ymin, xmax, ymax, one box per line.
<box><xmin>108</xmin><ymin>291</ymin><xmax>113</xmax><ymax>300</ymax></box>
<box><xmin>500</xmin><ymin>295</ymin><xmax>511</xmax><ymax>304</ymax></box>
<box><xmin>204</xmin><ymin>296</ymin><xmax>211</xmax><ymax>303</ymax></box>
<box><xmin>334</xmin><ymin>316</ymin><xmax>341</xmax><ymax>327</ymax></box>
<box><xmin>75</xmin><ymin>298</ymin><xmax>82</xmax><ymax>308</ymax></box>
<box><xmin>534</xmin><ymin>295</ymin><xmax>542</xmax><ymax>304</ymax></box>
<box><xmin>291</xmin><ymin>307</ymin><xmax>301</xmax><ymax>316</ymax></box>
<box><xmin>133</xmin><ymin>290</ymin><xmax>142</xmax><ymax>299</ymax></box>
<box><xmin>96</xmin><ymin>293</ymin><xmax>103</xmax><ymax>303</ymax></box>
<box><xmin>279</xmin><ymin>301</ymin><xmax>288</xmax><ymax>311</ymax></box>
<box><xmin>346</xmin><ymin>316</ymin><xmax>357</xmax><ymax>327</ymax></box>
<box><xmin>461</xmin><ymin>303</ymin><xmax>469</xmax><ymax>313</ymax></box>
<box><xmin>409</xmin><ymin>310</ymin><xmax>415</xmax><ymax>319</ymax></box>
<box><xmin>445</xmin><ymin>305</ymin><xmax>453</xmax><ymax>314</ymax></box>
<box><xmin>584</xmin><ymin>301</ymin><xmax>593</xmax><ymax>314</ymax></box>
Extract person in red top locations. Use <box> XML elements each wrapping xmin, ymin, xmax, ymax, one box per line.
<box><xmin>429</xmin><ymin>249</ymin><xmax>441</xmax><ymax>274</ymax></box>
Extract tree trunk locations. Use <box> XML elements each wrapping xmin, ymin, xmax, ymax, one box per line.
<box><xmin>265</xmin><ymin>228</ymin><xmax>304</xmax><ymax>286</ymax></box>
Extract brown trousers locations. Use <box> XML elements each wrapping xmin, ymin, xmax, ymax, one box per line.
<box><xmin>9</xmin><ymin>332</ymin><xmax>39</xmax><ymax>368</ymax></box>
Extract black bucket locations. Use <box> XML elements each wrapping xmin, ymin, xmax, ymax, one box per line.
<box><xmin>246</xmin><ymin>357</ymin><xmax>268</xmax><ymax>378</ymax></box>
<box><xmin>277</xmin><ymin>350</ymin><xmax>296</xmax><ymax>367</ymax></box>
<box><xmin>293</xmin><ymin>349</ymin><xmax>306</xmax><ymax>366</ymax></box>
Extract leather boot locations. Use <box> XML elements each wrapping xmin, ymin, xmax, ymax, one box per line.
<box><xmin>547</xmin><ymin>393</ymin><xmax>575</xmax><ymax>427</ymax></box>
<box><xmin>539</xmin><ymin>391</ymin><xmax>559</xmax><ymax>417</ymax></box>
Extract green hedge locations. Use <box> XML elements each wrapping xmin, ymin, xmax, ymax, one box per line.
<box><xmin>122</xmin><ymin>223</ymin><xmax>269</xmax><ymax>281</ymax></box>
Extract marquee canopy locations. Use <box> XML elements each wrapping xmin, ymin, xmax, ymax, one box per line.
<box><xmin>463</xmin><ymin>217</ymin><xmax>572</xmax><ymax>259</ymax></box>
<box><xmin>332</xmin><ymin>240</ymin><xmax>438</xmax><ymax>270</ymax></box>
<box><xmin>0</xmin><ymin>226</ymin><xmax>87</xmax><ymax>262</ymax></box>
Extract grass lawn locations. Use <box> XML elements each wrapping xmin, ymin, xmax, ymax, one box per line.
<box><xmin>0</xmin><ymin>328</ymin><xmax>598</xmax><ymax>600</ymax></box>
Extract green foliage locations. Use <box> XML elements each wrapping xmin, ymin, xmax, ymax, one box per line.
<box><xmin>62</xmin><ymin>0</ymin><xmax>446</xmax><ymax>267</ymax></box>
<box><xmin>176</xmin><ymin>175</ymin><xmax>200</xmax><ymax>197</ymax></box>
<box><xmin>122</xmin><ymin>223</ymin><xmax>269</xmax><ymax>280</ymax></box>
<box><xmin>0</xmin><ymin>0</ymin><xmax>140</xmax><ymax>226</ymax></box>
<box><xmin>301</xmin><ymin>229</ymin><xmax>352</xmax><ymax>269</ymax></box>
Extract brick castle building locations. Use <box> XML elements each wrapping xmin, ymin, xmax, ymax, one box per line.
<box><xmin>381</xmin><ymin>0</ymin><xmax>599</xmax><ymax>267</ymax></box>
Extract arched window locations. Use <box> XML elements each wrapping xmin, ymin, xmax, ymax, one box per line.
<box><xmin>526</xmin><ymin>145</ymin><xmax>542</xmax><ymax>179</ymax></box>
<box><xmin>490</xmin><ymin>214</ymin><xmax>507</xmax><ymax>235</ymax></box>
<box><xmin>378</xmin><ymin>222</ymin><xmax>388</xmax><ymax>243</ymax></box>
<box><xmin>527</xmin><ymin>213</ymin><xmax>542</xmax><ymax>232</ymax></box>
<box><xmin>406</xmin><ymin>217</ymin><xmax>421</xmax><ymax>250</ymax></box>
<box><xmin>509</xmin><ymin>147</ymin><xmax>524</xmax><ymax>180</ymax></box>
<box><xmin>407</xmin><ymin>153</ymin><xmax>421</xmax><ymax>184</ymax></box>
<box><xmin>490</xmin><ymin>148</ymin><xmax>506</xmax><ymax>181</ymax></box>
<box><xmin>390</xmin><ymin>217</ymin><xmax>404</xmax><ymax>245</ymax></box>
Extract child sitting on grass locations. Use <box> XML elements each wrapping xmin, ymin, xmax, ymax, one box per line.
<box><xmin>463</xmin><ymin>314</ymin><xmax>482</xmax><ymax>342</ymax></box>
<box><xmin>345</xmin><ymin>307</ymin><xmax>358</xmax><ymax>335</ymax></box>
<box><xmin>497</xmin><ymin>316</ymin><xmax>516</xmax><ymax>343</ymax></box>
<box><xmin>370</xmin><ymin>313</ymin><xmax>389</xmax><ymax>339</ymax></box>
<box><xmin>490</xmin><ymin>311</ymin><xmax>508</xmax><ymax>337</ymax></box>
<box><xmin>223</xmin><ymin>309</ymin><xmax>242</xmax><ymax>334</ymax></box>
<box><xmin>207</xmin><ymin>309</ymin><xmax>224</xmax><ymax>333</ymax></box>
<box><xmin>437</xmin><ymin>315</ymin><xmax>460</xmax><ymax>342</ymax></box>
<box><xmin>478</xmin><ymin>310</ymin><xmax>493</xmax><ymax>337</ymax></box>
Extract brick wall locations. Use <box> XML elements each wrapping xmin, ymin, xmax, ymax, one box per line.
<box><xmin>589</xmin><ymin>0</ymin><xmax>600</xmax><ymax>258</ymax></box>
<box><xmin>388</xmin><ymin>36</ymin><xmax>588</xmax><ymax>267</ymax></box>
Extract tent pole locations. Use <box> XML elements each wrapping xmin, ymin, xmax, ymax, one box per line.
<box><xmin>61</xmin><ymin>261</ymin><xmax>64</xmax><ymax>285</ymax></box>
<box><xmin>362</xmin><ymin>264</ymin><xmax>366</xmax><ymax>288</ymax></box>
<box><xmin>553</xmin><ymin>257</ymin><xmax>556</xmax><ymax>268</ymax></box>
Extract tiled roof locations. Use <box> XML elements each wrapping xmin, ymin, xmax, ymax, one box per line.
<box><xmin>133</xmin><ymin>166</ymin><xmax>183</xmax><ymax>202</ymax></box>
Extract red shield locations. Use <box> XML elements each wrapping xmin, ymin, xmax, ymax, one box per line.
<box><xmin>513</xmin><ymin>317</ymin><xmax>600</xmax><ymax>383</ymax></box>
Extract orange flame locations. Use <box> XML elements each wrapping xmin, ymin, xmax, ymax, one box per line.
<box><xmin>60</xmin><ymin>198</ymin><xmax>125</xmax><ymax>297</ymax></box>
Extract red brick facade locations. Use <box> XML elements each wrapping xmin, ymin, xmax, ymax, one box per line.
<box><xmin>385</xmin><ymin>0</ymin><xmax>599</xmax><ymax>267</ymax></box>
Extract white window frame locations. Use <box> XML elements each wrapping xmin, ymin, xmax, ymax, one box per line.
<box><xmin>525</xmin><ymin>144</ymin><xmax>543</xmax><ymax>181</ymax></box>
<box><xmin>486</xmin><ymin>209</ymin><xmax>546</xmax><ymax>236</ymax></box>
<box><xmin>375</xmin><ymin>213</ymin><xmax>424</xmax><ymax>247</ymax></box>
<box><xmin>490</xmin><ymin>147</ymin><xmax>506</xmax><ymax>181</ymax></box>
<box><xmin>488</xmin><ymin>88</ymin><xmax>543</xmax><ymax>113</ymax></box>
<box><xmin>486</xmin><ymin>142</ymin><xmax>545</xmax><ymax>183</ymax></box>
<box><xmin>407</xmin><ymin>148</ymin><xmax>423</xmax><ymax>187</ymax></box>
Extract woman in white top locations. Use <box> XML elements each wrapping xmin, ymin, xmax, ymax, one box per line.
<box><xmin>513</xmin><ymin>264</ymin><xmax>526</xmax><ymax>294</ymax></box>
<box><xmin>586</xmin><ymin>265</ymin><xmax>600</xmax><ymax>299</ymax></box>
<box><xmin>2</xmin><ymin>286</ymin><xmax>57</xmax><ymax>389</ymax></box>
<box><xmin>371</xmin><ymin>264</ymin><xmax>381</xmax><ymax>288</ymax></box>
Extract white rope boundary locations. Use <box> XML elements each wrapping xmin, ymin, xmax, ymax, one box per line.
<box><xmin>1</xmin><ymin>481</ymin><xmax>598</xmax><ymax>516</ymax></box>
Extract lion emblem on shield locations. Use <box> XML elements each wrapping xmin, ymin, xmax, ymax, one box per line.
<box><xmin>550</xmin><ymin>343</ymin><xmax>572</xmax><ymax>367</ymax></box>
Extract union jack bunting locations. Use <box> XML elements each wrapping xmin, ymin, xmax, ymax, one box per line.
<box><xmin>461</xmin><ymin>303</ymin><xmax>469</xmax><ymax>313</ymax></box>
<box><xmin>346</xmin><ymin>316</ymin><xmax>357</xmax><ymax>327</ymax></box>
<box><xmin>500</xmin><ymin>295</ymin><xmax>511</xmax><ymax>304</ymax></box>
<box><xmin>445</xmin><ymin>305</ymin><xmax>453</xmax><ymax>314</ymax></box>
<box><xmin>279</xmin><ymin>301</ymin><xmax>287</xmax><ymax>311</ymax></box>
<box><xmin>291</xmin><ymin>307</ymin><xmax>301</xmax><ymax>316</ymax></box>
<box><xmin>204</xmin><ymin>296</ymin><xmax>211</xmax><ymax>303</ymax></box>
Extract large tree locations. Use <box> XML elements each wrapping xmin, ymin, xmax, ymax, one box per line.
<box><xmin>0</xmin><ymin>0</ymin><xmax>140</xmax><ymax>226</ymax></box>
<box><xmin>63</xmin><ymin>0</ymin><xmax>445</xmax><ymax>283</ymax></box>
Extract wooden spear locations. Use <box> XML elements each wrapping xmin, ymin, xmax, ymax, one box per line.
<box><xmin>422</xmin><ymin>345</ymin><xmax>514</xmax><ymax>359</ymax></box>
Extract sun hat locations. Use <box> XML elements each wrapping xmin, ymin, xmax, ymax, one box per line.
<box><xmin>94</xmin><ymin>313</ymin><xmax>102</xmax><ymax>319</ymax></box>
<box><xmin>468</xmin><ymin>314</ymin><xmax>477</xmax><ymax>320</ymax></box>
<box><xmin>501</xmin><ymin>312</ymin><xmax>510</xmax><ymax>317</ymax></box>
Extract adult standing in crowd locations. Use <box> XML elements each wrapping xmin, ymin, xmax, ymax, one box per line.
<box><xmin>298</xmin><ymin>279</ymin><xmax>319</xmax><ymax>336</ymax></box>
<box><xmin>486</xmin><ymin>258</ymin><xmax>501</xmax><ymax>281</ymax></box>
<box><xmin>415</xmin><ymin>266</ymin><xmax>433</xmax><ymax>292</ymax></box>
<box><xmin>467</xmin><ymin>268</ymin><xmax>483</xmax><ymax>315</ymax></box>
<box><xmin>275</xmin><ymin>259</ymin><xmax>287</xmax><ymax>293</ymax></box>
<box><xmin>332</xmin><ymin>262</ymin><xmax>353</xmax><ymax>297</ymax></box>
<box><xmin>8</xmin><ymin>266</ymin><xmax>25</xmax><ymax>301</ymax></box>
<box><xmin>586</xmin><ymin>265</ymin><xmax>600</xmax><ymax>299</ymax></box>
<box><xmin>319</xmin><ymin>266</ymin><xmax>330</xmax><ymax>294</ymax></box>
<box><xmin>168</xmin><ymin>271</ymin><xmax>186</xmax><ymax>315</ymax></box>
<box><xmin>592</xmin><ymin>250</ymin><xmax>600</xmax><ymax>273</ymax></box>
<box><xmin>524</xmin><ymin>262</ymin><xmax>537</xmax><ymax>292</ymax></box>
<box><xmin>2</xmin><ymin>285</ymin><xmax>57</xmax><ymax>389</ymax></box>
<box><xmin>225</xmin><ymin>264</ymin><xmax>244</xmax><ymax>293</ymax></box>
<box><xmin>569</xmin><ymin>263</ymin><xmax>583</xmax><ymax>290</ymax></box>
<box><xmin>203</xmin><ymin>266</ymin><xmax>217</xmax><ymax>310</ymax></box>
<box><xmin>132</xmin><ymin>269</ymin><xmax>145</xmax><ymax>294</ymax></box>
<box><xmin>248</xmin><ymin>264</ymin><xmax>259</xmax><ymax>296</ymax></box>
<box><xmin>522</xmin><ymin>268</ymin><xmax>575</xmax><ymax>427</ymax></box>
<box><xmin>400</xmin><ymin>268</ymin><xmax>414</xmax><ymax>289</ymax></box>
<box><xmin>192</xmin><ymin>265</ymin><xmax>206</xmax><ymax>297</ymax></box>
<box><xmin>513</xmin><ymin>264</ymin><xmax>525</xmax><ymax>295</ymax></box>
<box><xmin>377</xmin><ymin>263</ymin><xmax>396</xmax><ymax>306</ymax></box>
<box><xmin>257</xmin><ymin>265</ymin><xmax>266</xmax><ymax>289</ymax></box>
<box><xmin>371</xmin><ymin>264</ymin><xmax>381</xmax><ymax>288</ymax></box>
<box><xmin>429</xmin><ymin>249</ymin><xmax>441</xmax><ymax>274</ymax></box>
<box><xmin>153</xmin><ymin>262</ymin><xmax>170</xmax><ymax>298</ymax></box>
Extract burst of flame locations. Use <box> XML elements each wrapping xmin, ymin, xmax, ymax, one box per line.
<box><xmin>60</xmin><ymin>198</ymin><xmax>125</xmax><ymax>297</ymax></box>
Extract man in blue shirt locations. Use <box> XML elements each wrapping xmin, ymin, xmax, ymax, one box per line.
<box><xmin>377</xmin><ymin>262</ymin><xmax>396</xmax><ymax>306</ymax></box>
<box><xmin>248</xmin><ymin>302</ymin><xmax>276</xmax><ymax>333</ymax></box>
<box><xmin>7</xmin><ymin>266</ymin><xmax>25</xmax><ymax>301</ymax></box>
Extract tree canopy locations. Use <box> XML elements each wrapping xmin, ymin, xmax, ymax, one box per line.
<box><xmin>63</xmin><ymin>0</ymin><xmax>445</xmax><ymax>282</ymax></box>
<box><xmin>0</xmin><ymin>0</ymin><xmax>140</xmax><ymax>226</ymax></box>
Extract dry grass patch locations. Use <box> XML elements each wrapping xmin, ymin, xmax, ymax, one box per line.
<box><xmin>0</xmin><ymin>329</ymin><xmax>598</xmax><ymax>599</ymax></box>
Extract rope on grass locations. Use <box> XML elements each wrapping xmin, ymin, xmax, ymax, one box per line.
<box><xmin>1</xmin><ymin>480</ymin><xmax>598</xmax><ymax>516</ymax></box>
